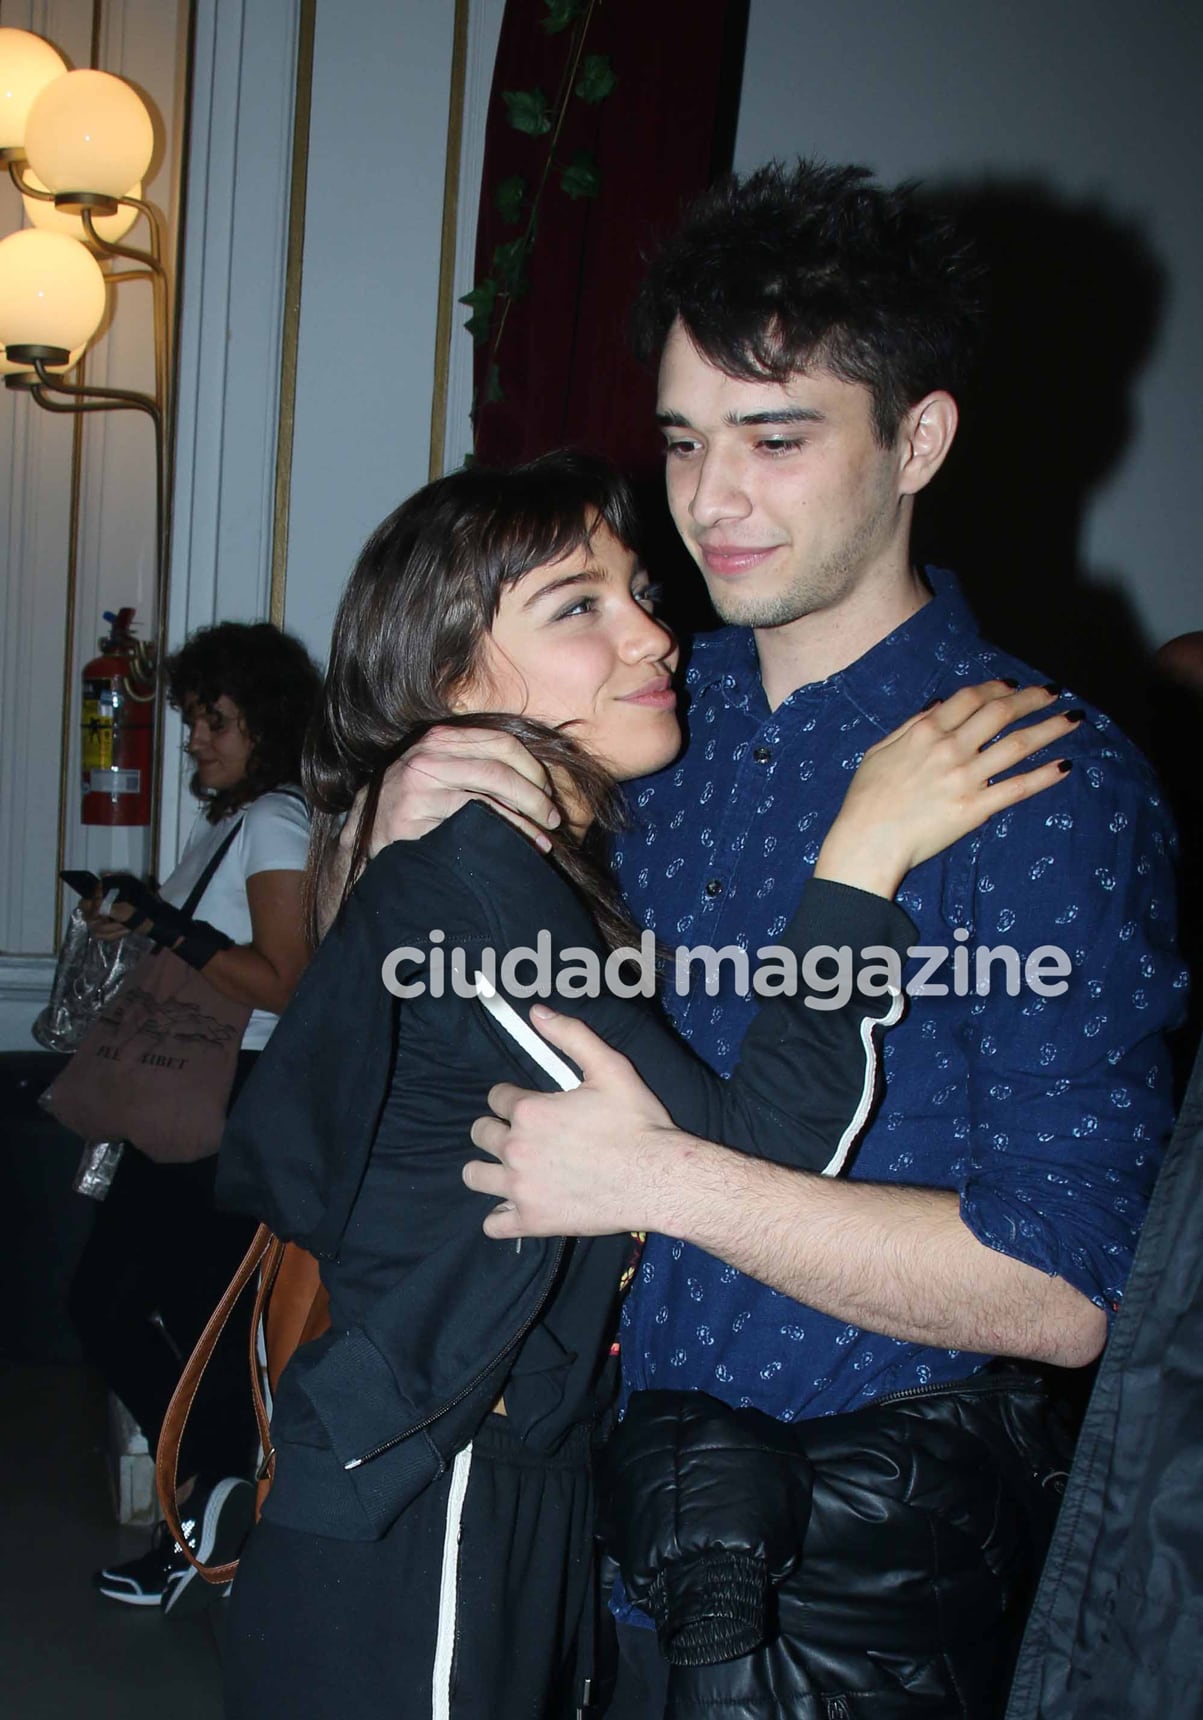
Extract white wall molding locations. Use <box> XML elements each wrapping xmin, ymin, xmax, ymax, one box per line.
<box><xmin>159</xmin><ymin>0</ymin><xmax>303</xmax><ymax>869</ymax></box>
<box><xmin>442</xmin><ymin>0</ymin><xmax>505</xmax><ymax>474</ymax></box>
<box><xmin>278</xmin><ymin>0</ymin><xmax>458</xmax><ymax>656</ymax></box>
<box><xmin>0</xmin><ymin>956</ymin><xmax>59</xmax><ymax>1057</ymax></box>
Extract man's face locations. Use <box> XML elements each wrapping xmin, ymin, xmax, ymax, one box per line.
<box><xmin>656</xmin><ymin>321</ymin><xmax>909</xmax><ymax>629</ymax></box>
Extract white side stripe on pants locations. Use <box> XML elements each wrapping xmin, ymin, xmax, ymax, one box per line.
<box><xmin>432</xmin><ymin>1442</ymin><xmax>474</xmax><ymax>1720</ymax></box>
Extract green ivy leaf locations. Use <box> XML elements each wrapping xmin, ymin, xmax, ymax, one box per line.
<box><xmin>560</xmin><ymin>148</ymin><xmax>601</xmax><ymax>201</ymax></box>
<box><xmin>459</xmin><ymin>278</ymin><xmax>497</xmax><ymax>343</ymax></box>
<box><xmin>492</xmin><ymin>236</ymin><xmax>531</xmax><ymax>298</ymax></box>
<box><xmin>494</xmin><ymin>175</ymin><xmax>527</xmax><ymax>226</ymax></box>
<box><xmin>484</xmin><ymin>363</ymin><xmax>505</xmax><ymax>405</ymax></box>
<box><xmin>502</xmin><ymin>87</ymin><xmax>552</xmax><ymax>136</ymax></box>
<box><xmin>574</xmin><ymin>53</ymin><xmax>617</xmax><ymax>105</ymax></box>
<box><xmin>542</xmin><ymin>0</ymin><xmax>584</xmax><ymax>33</ymax></box>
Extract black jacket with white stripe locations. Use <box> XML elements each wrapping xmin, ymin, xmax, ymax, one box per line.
<box><xmin>217</xmin><ymin>802</ymin><xmax>914</xmax><ymax>1540</ymax></box>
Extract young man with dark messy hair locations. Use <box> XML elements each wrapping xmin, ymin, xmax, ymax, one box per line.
<box><xmin>630</xmin><ymin>159</ymin><xmax>983</xmax><ymax>448</ymax></box>
<box><xmin>357</xmin><ymin>163</ymin><xmax>1184</xmax><ymax>1716</ymax></box>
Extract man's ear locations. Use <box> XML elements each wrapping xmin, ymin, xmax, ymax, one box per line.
<box><xmin>897</xmin><ymin>391</ymin><xmax>958</xmax><ymax>496</ymax></box>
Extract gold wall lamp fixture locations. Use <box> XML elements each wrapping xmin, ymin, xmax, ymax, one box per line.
<box><xmin>0</xmin><ymin>25</ymin><xmax>174</xmax><ymax>861</ymax></box>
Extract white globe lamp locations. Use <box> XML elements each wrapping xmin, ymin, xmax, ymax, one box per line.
<box><xmin>24</xmin><ymin>68</ymin><xmax>153</xmax><ymax>210</ymax></box>
<box><xmin>0</xmin><ymin>27</ymin><xmax>68</xmax><ymax>156</ymax></box>
<box><xmin>0</xmin><ymin>228</ymin><xmax>107</xmax><ymax>364</ymax></box>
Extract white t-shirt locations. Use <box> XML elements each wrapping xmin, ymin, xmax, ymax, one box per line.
<box><xmin>160</xmin><ymin>787</ymin><xmax>310</xmax><ymax>1050</ymax></box>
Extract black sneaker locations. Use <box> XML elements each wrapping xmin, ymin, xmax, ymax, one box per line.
<box><xmin>161</xmin><ymin>1477</ymin><xmax>254</xmax><ymax>1619</ymax></box>
<box><xmin>93</xmin><ymin>1477</ymin><xmax>253</xmax><ymax>1615</ymax></box>
<box><xmin>94</xmin><ymin>1513</ymin><xmax>201</xmax><ymax>1608</ymax></box>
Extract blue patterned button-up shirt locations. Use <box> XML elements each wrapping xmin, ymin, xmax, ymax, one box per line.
<box><xmin>613</xmin><ymin>568</ymin><xmax>1185</xmax><ymax>1426</ymax></box>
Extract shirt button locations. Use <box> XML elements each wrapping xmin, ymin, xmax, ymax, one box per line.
<box><xmin>752</xmin><ymin>746</ymin><xmax>772</xmax><ymax>764</ymax></box>
<box><xmin>704</xmin><ymin>878</ymin><xmax>724</xmax><ymax>898</ymax></box>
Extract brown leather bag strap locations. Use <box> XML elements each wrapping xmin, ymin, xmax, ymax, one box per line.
<box><xmin>249</xmin><ymin>1231</ymin><xmax>287</xmax><ymax>1491</ymax></box>
<box><xmin>156</xmin><ymin>1221</ymin><xmax>279</xmax><ymax>1584</ymax></box>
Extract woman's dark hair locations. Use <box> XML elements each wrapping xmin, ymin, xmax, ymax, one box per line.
<box><xmin>632</xmin><ymin>159</ymin><xmax>984</xmax><ymax>444</ymax></box>
<box><xmin>165</xmin><ymin>622</ymin><xmax>322</xmax><ymax>821</ymax></box>
<box><xmin>306</xmin><ymin>451</ymin><xmax>647</xmax><ymax>948</ymax></box>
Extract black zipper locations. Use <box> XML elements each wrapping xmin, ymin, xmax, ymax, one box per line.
<box><xmin>343</xmin><ymin>1237</ymin><xmax>567</xmax><ymax>1471</ymax></box>
<box><xmin>869</xmin><ymin>1370</ymin><xmax>1045</xmax><ymax>1411</ymax></box>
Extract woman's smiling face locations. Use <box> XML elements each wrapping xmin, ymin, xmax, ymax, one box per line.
<box><xmin>458</xmin><ymin>520</ymin><xmax>681</xmax><ymax>783</ymax></box>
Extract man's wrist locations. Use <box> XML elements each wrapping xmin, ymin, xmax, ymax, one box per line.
<box><xmin>648</xmin><ymin>1128</ymin><xmax>753</xmax><ymax>1249</ymax></box>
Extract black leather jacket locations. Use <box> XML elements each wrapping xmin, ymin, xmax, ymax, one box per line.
<box><xmin>600</xmin><ymin>1379</ymin><xmax>1072</xmax><ymax>1719</ymax></box>
<box><xmin>1006</xmin><ymin>1040</ymin><xmax>1203</xmax><ymax>1720</ymax></box>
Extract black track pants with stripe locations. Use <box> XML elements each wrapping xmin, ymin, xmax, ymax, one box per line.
<box><xmin>223</xmin><ymin>1416</ymin><xmax>595</xmax><ymax>1720</ymax></box>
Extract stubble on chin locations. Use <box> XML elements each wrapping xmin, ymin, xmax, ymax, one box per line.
<box><xmin>701</xmin><ymin>500</ymin><xmax>898</xmax><ymax>632</ymax></box>
<box><xmin>704</xmin><ymin>557</ymin><xmax>857</xmax><ymax>630</ymax></box>
<box><xmin>707</xmin><ymin>581</ymin><xmax>829</xmax><ymax>630</ymax></box>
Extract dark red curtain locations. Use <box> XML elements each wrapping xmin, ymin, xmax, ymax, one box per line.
<box><xmin>470</xmin><ymin>0</ymin><xmax>748</xmax><ymax>475</ymax></box>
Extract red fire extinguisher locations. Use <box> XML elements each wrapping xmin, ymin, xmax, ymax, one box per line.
<box><xmin>81</xmin><ymin>607</ymin><xmax>157</xmax><ymax>827</ymax></box>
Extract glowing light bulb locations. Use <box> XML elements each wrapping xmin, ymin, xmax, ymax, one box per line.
<box><xmin>25</xmin><ymin>68</ymin><xmax>153</xmax><ymax>199</ymax></box>
<box><xmin>0</xmin><ymin>26</ymin><xmax>68</xmax><ymax>153</ymax></box>
<box><xmin>0</xmin><ymin>229</ymin><xmax>107</xmax><ymax>356</ymax></box>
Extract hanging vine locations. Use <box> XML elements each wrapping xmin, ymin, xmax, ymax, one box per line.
<box><xmin>460</xmin><ymin>0</ymin><xmax>618</xmax><ymax>420</ymax></box>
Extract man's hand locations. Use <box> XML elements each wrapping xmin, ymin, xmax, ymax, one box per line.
<box><xmin>465</xmin><ymin>1006</ymin><xmax>678</xmax><ymax>1239</ymax></box>
<box><xmin>343</xmin><ymin>725</ymin><xmax>561</xmax><ymax>862</ymax></box>
<box><xmin>316</xmin><ymin>725</ymin><xmax>564</xmax><ymax>939</ymax></box>
<box><xmin>465</xmin><ymin>1012</ymin><xmax>1106</xmax><ymax>1370</ymax></box>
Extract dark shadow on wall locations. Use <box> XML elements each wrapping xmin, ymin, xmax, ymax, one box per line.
<box><xmin>914</xmin><ymin>179</ymin><xmax>1167</xmax><ymax>748</ymax></box>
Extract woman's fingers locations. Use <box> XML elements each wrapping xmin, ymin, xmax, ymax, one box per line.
<box><xmin>945</xmin><ymin>685</ymin><xmax>1059</xmax><ymax>753</ymax></box>
<box><xmin>894</xmin><ymin>683</ymin><xmax>1084</xmax><ymax>784</ymax></box>
<box><xmin>975</xmin><ymin>708</ymin><xmax>1082</xmax><ymax>778</ymax></box>
<box><xmin>976</xmin><ymin>757</ymin><xmax>1072</xmax><ymax>820</ymax></box>
<box><xmin>920</xmin><ymin>679</ymin><xmax>1020</xmax><ymax>732</ymax></box>
<box><xmin>815</xmin><ymin>680</ymin><xmax>1084</xmax><ymax>896</ymax></box>
<box><xmin>870</xmin><ymin>681</ymin><xmax>1024</xmax><ymax>757</ymax></box>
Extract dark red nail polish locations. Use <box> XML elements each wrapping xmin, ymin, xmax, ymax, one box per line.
<box><xmin>1001</xmin><ymin>677</ymin><xmax>1020</xmax><ymax>689</ymax></box>
<box><xmin>1042</xmin><ymin>682</ymin><xmax>1063</xmax><ymax>696</ymax></box>
<box><xmin>1065</xmin><ymin>708</ymin><xmax>1085</xmax><ymax>723</ymax></box>
<box><xmin>1057</xmin><ymin>759</ymin><xmax>1073</xmax><ymax>773</ymax></box>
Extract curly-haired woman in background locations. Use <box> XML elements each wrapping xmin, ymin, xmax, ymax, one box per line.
<box><xmin>69</xmin><ymin>621</ymin><xmax>321</xmax><ymax>1619</ymax></box>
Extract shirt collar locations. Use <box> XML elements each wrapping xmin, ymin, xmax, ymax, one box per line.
<box><xmin>684</xmin><ymin>567</ymin><xmax>983</xmax><ymax>729</ymax></box>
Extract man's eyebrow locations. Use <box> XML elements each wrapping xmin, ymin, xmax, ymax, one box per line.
<box><xmin>654</xmin><ymin>406</ymin><xmax>826</xmax><ymax>429</ymax></box>
<box><xmin>726</xmin><ymin>406</ymin><xmax>825</xmax><ymax>427</ymax></box>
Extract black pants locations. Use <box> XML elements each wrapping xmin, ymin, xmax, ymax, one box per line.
<box><xmin>224</xmin><ymin>1416</ymin><xmax>596</xmax><ymax>1720</ymax></box>
<box><xmin>604</xmin><ymin>1625</ymin><xmax>669</xmax><ymax>1718</ymax></box>
<box><xmin>68</xmin><ymin>1072</ymin><xmax>259</xmax><ymax>1488</ymax></box>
